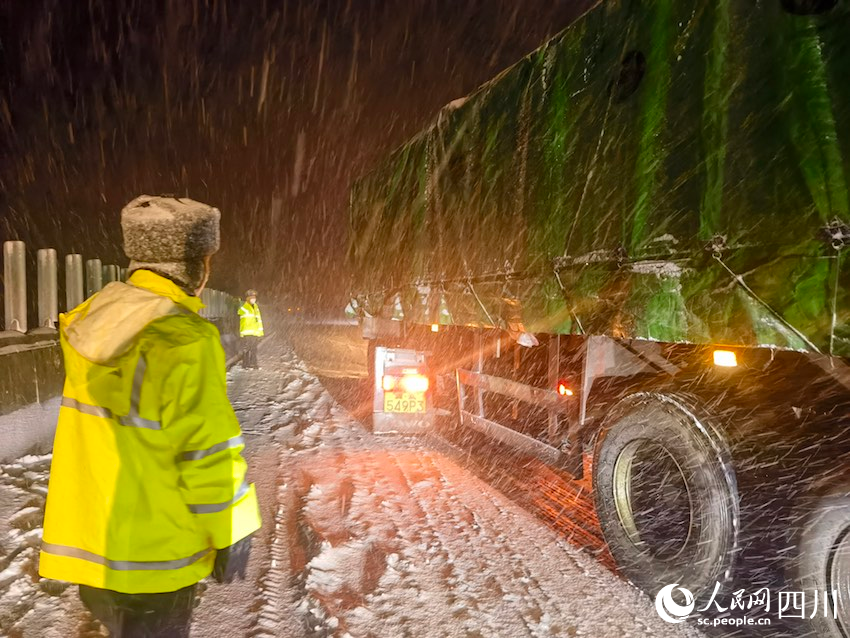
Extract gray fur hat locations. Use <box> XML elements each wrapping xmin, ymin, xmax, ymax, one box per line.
<box><xmin>121</xmin><ymin>195</ymin><xmax>221</xmax><ymax>288</ymax></box>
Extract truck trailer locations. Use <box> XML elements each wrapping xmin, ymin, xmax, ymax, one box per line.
<box><xmin>348</xmin><ymin>1</ymin><xmax>850</xmax><ymax>633</ymax></box>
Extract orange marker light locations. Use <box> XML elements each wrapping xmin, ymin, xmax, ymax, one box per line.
<box><xmin>713</xmin><ymin>350</ymin><xmax>738</xmax><ymax>367</ymax></box>
<box><xmin>557</xmin><ymin>382</ymin><xmax>574</xmax><ymax>397</ymax></box>
<box><xmin>431</xmin><ymin>323</ymin><xmax>440</xmax><ymax>332</ymax></box>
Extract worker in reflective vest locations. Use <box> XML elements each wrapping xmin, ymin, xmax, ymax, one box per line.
<box><xmin>39</xmin><ymin>195</ymin><xmax>262</xmax><ymax>637</ymax></box>
<box><xmin>238</xmin><ymin>290</ymin><xmax>264</xmax><ymax>369</ymax></box>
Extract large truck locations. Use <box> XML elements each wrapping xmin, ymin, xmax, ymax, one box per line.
<box><xmin>348</xmin><ymin>1</ymin><xmax>850</xmax><ymax>633</ymax></box>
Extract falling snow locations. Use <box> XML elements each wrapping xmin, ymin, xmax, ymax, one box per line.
<box><xmin>0</xmin><ymin>330</ymin><xmax>703</xmax><ymax>637</ymax></box>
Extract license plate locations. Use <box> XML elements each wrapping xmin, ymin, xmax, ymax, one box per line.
<box><xmin>383</xmin><ymin>391</ymin><xmax>426</xmax><ymax>413</ymax></box>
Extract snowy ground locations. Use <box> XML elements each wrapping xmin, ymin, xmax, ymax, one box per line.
<box><xmin>0</xmin><ymin>333</ymin><xmax>702</xmax><ymax>637</ymax></box>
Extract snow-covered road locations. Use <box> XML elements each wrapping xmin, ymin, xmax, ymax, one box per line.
<box><xmin>0</xmin><ymin>335</ymin><xmax>702</xmax><ymax>637</ymax></box>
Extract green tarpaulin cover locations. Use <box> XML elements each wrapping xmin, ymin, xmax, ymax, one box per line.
<box><xmin>349</xmin><ymin>0</ymin><xmax>850</xmax><ymax>355</ymax></box>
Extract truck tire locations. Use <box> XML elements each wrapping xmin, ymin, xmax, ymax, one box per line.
<box><xmin>593</xmin><ymin>393</ymin><xmax>739</xmax><ymax>596</ymax></box>
<box><xmin>795</xmin><ymin>485</ymin><xmax>850</xmax><ymax>638</ymax></box>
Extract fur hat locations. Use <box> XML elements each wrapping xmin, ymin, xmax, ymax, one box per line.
<box><xmin>121</xmin><ymin>195</ymin><xmax>220</xmax><ymax>288</ymax></box>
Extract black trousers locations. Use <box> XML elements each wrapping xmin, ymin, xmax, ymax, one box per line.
<box><xmin>79</xmin><ymin>584</ymin><xmax>196</xmax><ymax>638</ymax></box>
<box><xmin>242</xmin><ymin>336</ymin><xmax>260</xmax><ymax>368</ymax></box>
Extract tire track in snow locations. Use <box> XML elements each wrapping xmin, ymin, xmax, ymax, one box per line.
<box><xmin>428</xmin><ymin>450</ymin><xmax>699</xmax><ymax>638</ymax></box>
<box><xmin>431</xmin><ymin>452</ymin><xmax>594</xmax><ymax>633</ymax></box>
<box><xmin>289</xmin><ymin>420</ymin><xmax>703</xmax><ymax>638</ymax></box>
<box><xmin>340</xmin><ymin>448</ymin><xmax>467</xmax><ymax>637</ymax></box>
<box><xmin>249</xmin><ymin>484</ymin><xmax>299</xmax><ymax>638</ymax></box>
<box><xmin>387</xmin><ymin>453</ymin><xmax>506</xmax><ymax>637</ymax></box>
<box><xmin>390</xmin><ymin>450</ymin><xmax>536</xmax><ymax>638</ymax></box>
<box><xmin>413</xmin><ymin>451</ymin><xmax>568</xmax><ymax>637</ymax></box>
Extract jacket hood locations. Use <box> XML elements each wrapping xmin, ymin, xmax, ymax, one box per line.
<box><xmin>62</xmin><ymin>271</ymin><xmax>204</xmax><ymax>365</ymax></box>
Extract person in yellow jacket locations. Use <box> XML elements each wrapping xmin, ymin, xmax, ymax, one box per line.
<box><xmin>238</xmin><ymin>290</ymin><xmax>263</xmax><ymax>369</ymax></box>
<box><xmin>39</xmin><ymin>195</ymin><xmax>261</xmax><ymax>637</ymax></box>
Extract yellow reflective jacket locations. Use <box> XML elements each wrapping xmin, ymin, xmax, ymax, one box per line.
<box><xmin>238</xmin><ymin>301</ymin><xmax>264</xmax><ymax>337</ymax></box>
<box><xmin>39</xmin><ymin>270</ymin><xmax>262</xmax><ymax>594</ymax></box>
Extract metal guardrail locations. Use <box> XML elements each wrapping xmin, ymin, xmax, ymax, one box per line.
<box><xmin>198</xmin><ymin>288</ymin><xmax>239</xmax><ymax>321</ymax></box>
<box><xmin>2</xmin><ymin>240</ymin><xmax>237</xmax><ymax>334</ymax></box>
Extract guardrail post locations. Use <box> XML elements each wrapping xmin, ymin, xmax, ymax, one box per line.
<box><xmin>65</xmin><ymin>254</ymin><xmax>84</xmax><ymax>311</ymax></box>
<box><xmin>85</xmin><ymin>259</ymin><xmax>102</xmax><ymax>298</ymax></box>
<box><xmin>103</xmin><ymin>264</ymin><xmax>119</xmax><ymax>284</ymax></box>
<box><xmin>37</xmin><ymin>248</ymin><xmax>58</xmax><ymax>329</ymax></box>
<box><xmin>3</xmin><ymin>241</ymin><xmax>27</xmax><ymax>333</ymax></box>
<box><xmin>199</xmin><ymin>289</ymin><xmax>210</xmax><ymax>318</ymax></box>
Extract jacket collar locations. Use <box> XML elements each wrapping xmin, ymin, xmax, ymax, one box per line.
<box><xmin>128</xmin><ymin>270</ymin><xmax>205</xmax><ymax>314</ymax></box>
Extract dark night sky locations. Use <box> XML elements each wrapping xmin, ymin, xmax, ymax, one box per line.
<box><xmin>0</xmin><ymin>0</ymin><xmax>591</xmax><ymax>310</ymax></box>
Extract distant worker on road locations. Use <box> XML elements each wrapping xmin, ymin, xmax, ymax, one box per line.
<box><xmin>40</xmin><ymin>195</ymin><xmax>262</xmax><ymax>637</ymax></box>
<box><xmin>238</xmin><ymin>289</ymin><xmax>264</xmax><ymax>369</ymax></box>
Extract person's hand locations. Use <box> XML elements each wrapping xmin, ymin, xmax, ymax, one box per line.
<box><xmin>212</xmin><ymin>536</ymin><xmax>252</xmax><ymax>584</ymax></box>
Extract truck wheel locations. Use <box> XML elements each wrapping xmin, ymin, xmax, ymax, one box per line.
<box><xmin>795</xmin><ymin>486</ymin><xmax>850</xmax><ymax>637</ymax></box>
<box><xmin>593</xmin><ymin>394</ymin><xmax>739</xmax><ymax>596</ymax></box>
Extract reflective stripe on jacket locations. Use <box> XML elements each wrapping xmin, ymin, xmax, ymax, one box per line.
<box><xmin>238</xmin><ymin>302</ymin><xmax>264</xmax><ymax>337</ymax></box>
<box><xmin>39</xmin><ymin>270</ymin><xmax>262</xmax><ymax>594</ymax></box>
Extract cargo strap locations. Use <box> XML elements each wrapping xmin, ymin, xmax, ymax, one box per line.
<box><xmin>712</xmin><ymin>254</ymin><xmax>821</xmax><ymax>353</ymax></box>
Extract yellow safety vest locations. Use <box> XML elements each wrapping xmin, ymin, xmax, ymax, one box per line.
<box><xmin>39</xmin><ymin>270</ymin><xmax>261</xmax><ymax>594</ymax></box>
<box><xmin>238</xmin><ymin>301</ymin><xmax>264</xmax><ymax>337</ymax></box>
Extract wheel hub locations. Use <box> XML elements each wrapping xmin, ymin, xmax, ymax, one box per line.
<box><xmin>612</xmin><ymin>439</ymin><xmax>694</xmax><ymax>562</ymax></box>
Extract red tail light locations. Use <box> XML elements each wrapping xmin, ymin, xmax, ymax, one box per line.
<box><xmin>400</xmin><ymin>373</ymin><xmax>429</xmax><ymax>393</ymax></box>
<box><xmin>383</xmin><ymin>370</ymin><xmax>429</xmax><ymax>393</ymax></box>
<box><xmin>557</xmin><ymin>381</ymin><xmax>574</xmax><ymax>397</ymax></box>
